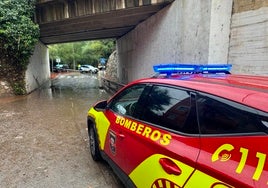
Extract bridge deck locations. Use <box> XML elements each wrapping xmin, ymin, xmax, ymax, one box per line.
<box><xmin>36</xmin><ymin>0</ymin><xmax>174</xmax><ymax>44</ymax></box>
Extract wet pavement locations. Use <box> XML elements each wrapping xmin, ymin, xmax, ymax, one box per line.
<box><xmin>0</xmin><ymin>72</ymin><xmax>124</xmax><ymax>188</ymax></box>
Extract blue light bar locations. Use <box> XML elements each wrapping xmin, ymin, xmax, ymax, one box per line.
<box><xmin>153</xmin><ymin>64</ymin><xmax>232</xmax><ymax>74</ymax></box>
<box><xmin>199</xmin><ymin>64</ymin><xmax>232</xmax><ymax>72</ymax></box>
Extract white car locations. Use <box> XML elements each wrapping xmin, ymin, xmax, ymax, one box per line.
<box><xmin>79</xmin><ymin>65</ymin><xmax>98</xmax><ymax>74</ymax></box>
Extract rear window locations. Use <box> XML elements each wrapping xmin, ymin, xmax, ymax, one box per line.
<box><xmin>197</xmin><ymin>93</ymin><xmax>268</xmax><ymax>135</ymax></box>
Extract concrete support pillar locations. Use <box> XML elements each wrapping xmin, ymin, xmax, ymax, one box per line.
<box><xmin>208</xmin><ymin>0</ymin><xmax>233</xmax><ymax>64</ymax></box>
<box><xmin>25</xmin><ymin>41</ymin><xmax>50</xmax><ymax>93</ymax></box>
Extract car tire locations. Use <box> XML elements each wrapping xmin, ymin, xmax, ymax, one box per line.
<box><xmin>89</xmin><ymin>126</ymin><xmax>102</xmax><ymax>161</ymax></box>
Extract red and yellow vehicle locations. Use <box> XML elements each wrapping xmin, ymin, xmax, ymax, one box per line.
<box><xmin>87</xmin><ymin>64</ymin><xmax>268</xmax><ymax>188</ymax></box>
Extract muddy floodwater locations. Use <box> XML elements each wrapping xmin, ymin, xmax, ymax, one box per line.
<box><xmin>0</xmin><ymin>72</ymin><xmax>124</xmax><ymax>188</ymax></box>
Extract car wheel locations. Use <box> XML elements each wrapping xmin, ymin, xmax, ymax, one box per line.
<box><xmin>89</xmin><ymin>126</ymin><xmax>102</xmax><ymax>161</ymax></box>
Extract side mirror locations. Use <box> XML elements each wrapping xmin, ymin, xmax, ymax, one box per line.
<box><xmin>94</xmin><ymin>100</ymin><xmax>107</xmax><ymax>111</ymax></box>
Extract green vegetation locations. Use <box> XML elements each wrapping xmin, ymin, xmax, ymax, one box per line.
<box><xmin>49</xmin><ymin>39</ymin><xmax>115</xmax><ymax>69</ymax></box>
<box><xmin>0</xmin><ymin>0</ymin><xmax>39</xmax><ymax>95</ymax></box>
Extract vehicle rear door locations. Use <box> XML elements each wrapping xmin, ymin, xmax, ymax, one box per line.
<box><xmin>191</xmin><ymin>93</ymin><xmax>268</xmax><ymax>188</ymax></box>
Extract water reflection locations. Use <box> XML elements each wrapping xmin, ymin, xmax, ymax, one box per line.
<box><xmin>35</xmin><ymin>73</ymin><xmax>110</xmax><ymax>102</ymax></box>
<box><xmin>0</xmin><ymin>73</ymin><xmax>112</xmax><ymax>125</ymax></box>
<box><xmin>0</xmin><ymin>73</ymin><xmax>112</xmax><ymax>124</ymax></box>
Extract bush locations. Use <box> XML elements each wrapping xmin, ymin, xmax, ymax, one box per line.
<box><xmin>0</xmin><ymin>0</ymin><xmax>39</xmax><ymax>95</ymax></box>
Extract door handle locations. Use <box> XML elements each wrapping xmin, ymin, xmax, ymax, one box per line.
<box><xmin>159</xmin><ymin>158</ymin><xmax>181</xmax><ymax>175</ymax></box>
<box><xmin>118</xmin><ymin>133</ymin><xmax>125</xmax><ymax>139</ymax></box>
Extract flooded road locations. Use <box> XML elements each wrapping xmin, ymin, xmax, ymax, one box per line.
<box><xmin>0</xmin><ymin>72</ymin><xmax>124</xmax><ymax>188</ymax></box>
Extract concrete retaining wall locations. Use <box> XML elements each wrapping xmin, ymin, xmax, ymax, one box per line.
<box><xmin>25</xmin><ymin>41</ymin><xmax>50</xmax><ymax>93</ymax></box>
<box><xmin>228</xmin><ymin>6</ymin><xmax>268</xmax><ymax>75</ymax></box>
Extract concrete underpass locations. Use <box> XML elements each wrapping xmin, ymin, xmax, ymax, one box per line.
<box><xmin>21</xmin><ymin>0</ymin><xmax>268</xmax><ymax>95</ymax></box>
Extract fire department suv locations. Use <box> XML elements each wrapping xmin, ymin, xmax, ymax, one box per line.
<box><xmin>87</xmin><ymin>64</ymin><xmax>268</xmax><ymax>188</ymax></box>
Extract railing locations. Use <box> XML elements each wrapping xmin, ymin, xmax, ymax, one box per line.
<box><xmin>100</xmin><ymin>77</ymin><xmax>125</xmax><ymax>94</ymax></box>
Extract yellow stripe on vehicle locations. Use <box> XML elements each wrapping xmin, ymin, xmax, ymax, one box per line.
<box><xmin>88</xmin><ymin>108</ymin><xmax>110</xmax><ymax>150</ymax></box>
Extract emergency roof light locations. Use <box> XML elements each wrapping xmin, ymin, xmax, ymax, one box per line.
<box><xmin>153</xmin><ymin>64</ymin><xmax>232</xmax><ymax>75</ymax></box>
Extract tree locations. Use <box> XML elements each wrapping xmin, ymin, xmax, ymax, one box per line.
<box><xmin>81</xmin><ymin>40</ymin><xmax>115</xmax><ymax>67</ymax></box>
<box><xmin>49</xmin><ymin>39</ymin><xmax>115</xmax><ymax>69</ymax></box>
<box><xmin>49</xmin><ymin>42</ymin><xmax>85</xmax><ymax>69</ymax></box>
<box><xmin>0</xmin><ymin>0</ymin><xmax>39</xmax><ymax>94</ymax></box>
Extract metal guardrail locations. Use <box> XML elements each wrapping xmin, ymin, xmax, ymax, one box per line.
<box><xmin>100</xmin><ymin>77</ymin><xmax>125</xmax><ymax>94</ymax></box>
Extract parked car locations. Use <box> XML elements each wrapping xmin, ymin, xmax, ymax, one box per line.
<box><xmin>87</xmin><ymin>64</ymin><xmax>268</xmax><ymax>188</ymax></box>
<box><xmin>79</xmin><ymin>65</ymin><xmax>98</xmax><ymax>74</ymax></box>
<box><xmin>53</xmin><ymin>64</ymin><xmax>69</xmax><ymax>72</ymax></box>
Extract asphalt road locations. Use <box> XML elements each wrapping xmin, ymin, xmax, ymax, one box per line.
<box><xmin>0</xmin><ymin>72</ymin><xmax>124</xmax><ymax>188</ymax></box>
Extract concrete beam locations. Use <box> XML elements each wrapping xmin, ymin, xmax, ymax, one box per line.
<box><xmin>37</xmin><ymin>1</ymin><xmax>174</xmax><ymax>44</ymax></box>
